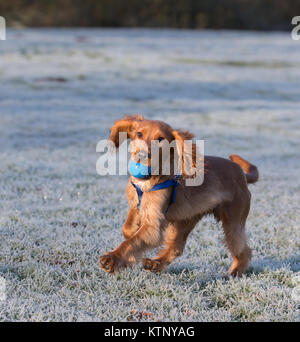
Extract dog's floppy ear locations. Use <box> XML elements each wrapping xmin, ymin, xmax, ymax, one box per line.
<box><xmin>172</xmin><ymin>129</ymin><xmax>196</xmax><ymax>177</ymax></box>
<box><xmin>109</xmin><ymin>114</ymin><xmax>144</xmax><ymax>148</ymax></box>
<box><xmin>172</xmin><ymin>130</ymin><xmax>194</xmax><ymax>142</ymax></box>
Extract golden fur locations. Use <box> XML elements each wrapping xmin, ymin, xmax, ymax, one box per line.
<box><xmin>99</xmin><ymin>115</ymin><xmax>259</xmax><ymax>276</ymax></box>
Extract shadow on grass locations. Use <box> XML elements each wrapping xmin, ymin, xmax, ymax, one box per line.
<box><xmin>166</xmin><ymin>254</ymin><xmax>300</xmax><ymax>280</ymax></box>
<box><xmin>246</xmin><ymin>255</ymin><xmax>300</xmax><ymax>276</ymax></box>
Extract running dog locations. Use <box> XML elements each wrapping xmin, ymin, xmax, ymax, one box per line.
<box><xmin>99</xmin><ymin>115</ymin><xmax>258</xmax><ymax>276</ymax></box>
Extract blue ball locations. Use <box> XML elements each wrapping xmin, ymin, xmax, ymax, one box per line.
<box><xmin>129</xmin><ymin>160</ymin><xmax>151</xmax><ymax>179</ymax></box>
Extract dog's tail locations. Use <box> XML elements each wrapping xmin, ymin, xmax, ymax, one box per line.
<box><xmin>229</xmin><ymin>154</ymin><xmax>259</xmax><ymax>184</ymax></box>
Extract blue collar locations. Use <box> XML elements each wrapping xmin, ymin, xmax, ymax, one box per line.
<box><xmin>131</xmin><ymin>176</ymin><xmax>180</xmax><ymax>213</ymax></box>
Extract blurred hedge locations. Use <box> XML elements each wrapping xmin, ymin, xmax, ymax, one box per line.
<box><xmin>0</xmin><ymin>0</ymin><xmax>298</xmax><ymax>30</ymax></box>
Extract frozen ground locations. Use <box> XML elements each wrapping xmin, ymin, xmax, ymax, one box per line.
<box><xmin>0</xmin><ymin>28</ymin><xmax>299</xmax><ymax>322</ymax></box>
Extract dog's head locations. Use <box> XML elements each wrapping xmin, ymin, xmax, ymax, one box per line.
<box><xmin>109</xmin><ymin>114</ymin><xmax>197</xmax><ymax>179</ymax></box>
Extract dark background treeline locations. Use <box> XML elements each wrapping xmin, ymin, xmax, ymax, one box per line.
<box><xmin>0</xmin><ymin>0</ymin><xmax>299</xmax><ymax>31</ymax></box>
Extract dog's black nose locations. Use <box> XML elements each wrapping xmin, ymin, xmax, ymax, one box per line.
<box><xmin>137</xmin><ymin>150</ymin><xmax>148</xmax><ymax>161</ymax></box>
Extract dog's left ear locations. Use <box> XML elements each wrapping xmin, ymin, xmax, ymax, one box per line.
<box><xmin>109</xmin><ymin>114</ymin><xmax>144</xmax><ymax>148</ymax></box>
<box><xmin>172</xmin><ymin>130</ymin><xmax>194</xmax><ymax>142</ymax></box>
<box><xmin>172</xmin><ymin>129</ymin><xmax>196</xmax><ymax>177</ymax></box>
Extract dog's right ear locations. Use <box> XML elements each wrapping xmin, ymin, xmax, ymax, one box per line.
<box><xmin>109</xmin><ymin>114</ymin><xmax>144</xmax><ymax>148</ymax></box>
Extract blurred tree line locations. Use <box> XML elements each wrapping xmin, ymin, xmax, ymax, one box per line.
<box><xmin>0</xmin><ymin>0</ymin><xmax>298</xmax><ymax>30</ymax></box>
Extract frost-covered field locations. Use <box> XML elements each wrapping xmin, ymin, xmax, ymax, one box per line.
<box><xmin>0</xmin><ymin>28</ymin><xmax>300</xmax><ymax>322</ymax></box>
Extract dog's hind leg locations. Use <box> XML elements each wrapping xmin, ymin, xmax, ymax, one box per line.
<box><xmin>223</xmin><ymin>221</ymin><xmax>252</xmax><ymax>277</ymax></box>
<box><xmin>219</xmin><ymin>193</ymin><xmax>252</xmax><ymax>277</ymax></box>
<box><xmin>142</xmin><ymin>218</ymin><xmax>198</xmax><ymax>272</ymax></box>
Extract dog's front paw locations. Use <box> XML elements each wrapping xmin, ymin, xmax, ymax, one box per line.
<box><xmin>99</xmin><ymin>253</ymin><xmax>119</xmax><ymax>274</ymax></box>
<box><xmin>142</xmin><ymin>258</ymin><xmax>164</xmax><ymax>272</ymax></box>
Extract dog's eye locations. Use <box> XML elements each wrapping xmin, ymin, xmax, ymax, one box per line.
<box><xmin>137</xmin><ymin>132</ymin><xmax>143</xmax><ymax>138</ymax></box>
<box><xmin>158</xmin><ymin>137</ymin><xmax>164</xmax><ymax>142</ymax></box>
